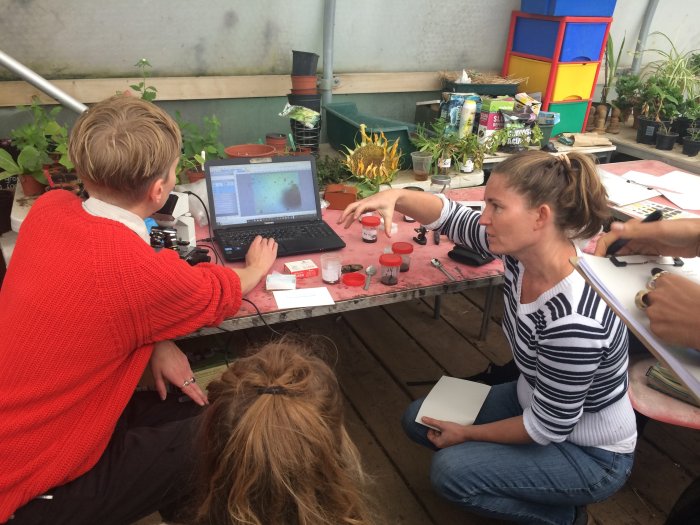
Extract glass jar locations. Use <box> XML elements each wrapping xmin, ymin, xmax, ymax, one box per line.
<box><xmin>391</xmin><ymin>242</ymin><xmax>414</xmax><ymax>272</ymax></box>
<box><xmin>429</xmin><ymin>174</ymin><xmax>451</xmax><ymax>194</ymax></box>
<box><xmin>379</xmin><ymin>253</ymin><xmax>402</xmax><ymax>285</ymax></box>
<box><xmin>360</xmin><ymin>215</ymin><xmax>381</xmax><ymax>243</ymax></box>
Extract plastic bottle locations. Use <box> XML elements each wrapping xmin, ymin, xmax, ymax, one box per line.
<box><xmin>458</xmin><ymin>100</ymin><xmax>477</xmax><ymax>138</ymax></box>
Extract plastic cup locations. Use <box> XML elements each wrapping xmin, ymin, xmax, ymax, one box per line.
<box><xmin>410</xmin><ymin>151</ymin><xmax>432</xmax><ymax>181</ymax></box>
<box><xmin>320</xmin><ymin>253</ymin><xmax>342</xmax><ymax>284</ymax></box>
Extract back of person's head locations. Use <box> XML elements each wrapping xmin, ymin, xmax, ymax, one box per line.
<box><xmin>68</xmin><ymin>95</ymin><xmax>181</xmax><ymax>201</ymax></box>
<box><xmin>194</xmin><ymin>336</ymin><xmax>375</xmax><ymax>525</ymax></box>
<box><xmin>493</xmin><ymin>150</ymin><xmax>610</xmax><ymax>240</ymax></box>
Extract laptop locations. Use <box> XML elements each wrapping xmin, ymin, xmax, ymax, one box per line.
<box><xmin>204</xmin><ymin>155</ymin><xmax>346</xmax><ymax>262</ymax></box>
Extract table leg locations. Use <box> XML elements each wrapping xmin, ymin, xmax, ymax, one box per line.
<box><xmin>433</xmin><ymin>295</ymin><xmax>441</xmax><ymax>320</ymax></box>
<box><xmin>479</xmin><ymin>282</ymin><xmax>496</xmax><ymax>341</ymax></box>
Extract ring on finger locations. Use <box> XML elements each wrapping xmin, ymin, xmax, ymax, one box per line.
<box><xmin>635</xmin><ymin>289</ymin><xmax>651</xmax><ymax>310</ymax></box>
<box><xmin>182</xmin><ymin>376</ymin><xmax>195</xmax><ymax>388</ymax></box>
<box><xmin>647</xmin><ymin>270</ymin><xmax>668</xmax><ymax>289</ymax></box>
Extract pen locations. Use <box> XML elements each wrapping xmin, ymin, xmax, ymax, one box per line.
<box><xmin>605</xmin><ymin>209</ymin><xmax>663</xmax><ymax>256</ymax></box>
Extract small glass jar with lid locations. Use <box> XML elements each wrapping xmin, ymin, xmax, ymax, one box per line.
<box><xmin>391</xmin><ymin>241</ymin><xmax>414</xmax><ymax>272</ymax></box>
<box><xmin>379</xmin><ymin>253</ymin><xmax>402</xmax><ymax>285</ymax></box>
<box><xmin>429</xmin><ymin>174</ymin><xmax>451</xmax><ymax>194</ymax></box>
<box><xmin>360</xmin><ymin>215</ymin><xmax>381</xmax><ymax>243</ymax></box>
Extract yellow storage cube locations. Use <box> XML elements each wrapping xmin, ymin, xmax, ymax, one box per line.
<box><xmin>507</xmin><ymin>56</ymin><xmax>598</xmax><ymax>102</ymax></box>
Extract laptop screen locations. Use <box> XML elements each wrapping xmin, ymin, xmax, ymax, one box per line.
<box><xmin>206</xmin><ymin>157</ymin><xmax>320</xmax><ymax>228</ymax></box>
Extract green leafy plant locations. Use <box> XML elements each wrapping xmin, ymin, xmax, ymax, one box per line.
<box><xmin>130</xmin><ymin>58</ymin><xmax>158</xmax><ymax>102</ymax></box>
<box><xmin>316</xmin><ymin>155</ymin><xmax>351</xmax><ymax>188</ymax></box>
<box><xmin>6</xmin><ymin>97</ymin><xmax>71</xmax><ymax>184</ymax></box>
<box><xmin>410</xmin><ymin>118</ymin><xmax>461</xmax><ymax>174</ymax></box>
<box><xmin>454</xmin><ymin>133</ymin><xmax>485</xmax><ymax>171</ymax></box>
<box><xmin>644</xmin><ymin>32</ymin><xmax>699</xmax><ymax>100</ymax></box>
<box><xmin>0</xmin><ymin>147</ymin><xmax>43</xmax><ymax>182</ymax></box>
<box><xmin>601</xmin><ymin>34</ymin><xmax>627</xmax><ymax>105</ymax></box>
<box><xmin>612</xmin><ymin>73</ymin><xmax>642</xmax><ymax>111</ymax></box>
<box><xmin>175</xmin><ymin>112</ymin><xmax>225</xmax><ymax>175</ymax></box>
<box><xmin>639</xmin><ymin>74</ymin><xmax>682</xmax><ymax>122</ymax></box>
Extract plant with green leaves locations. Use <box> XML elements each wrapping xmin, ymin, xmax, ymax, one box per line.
<box><xmin>0</xmin><ymin>147</ymin><xmax>44</xmax><ymax>182</ymax></box>
<box><xmin>601</xmin><ymin>34</ymin><xmax>627</xmax><ymax>105</ymax></box>
<box><xmin>410</xmin><ymin>118</ymin><xmax>461</xmax><ymax>173</ymax></box>
<box><xmin>130</xmin><ymin>58</ymin><xmax>158</xmax><ymax>102</ymax></box>
<box><xmin>644</xmin><ymin>32</ymin><xmax>699</xmax><ymax>100</ymax></box>
<box><xmin>454</xmin><ymin>133</ymin><xmax>485</xmax><ymax>171</ymax></box>
<box><xmin>5</xmin><ymin>97</ymin><xmax>72</xmax><ymax>184</ymax></box>
<box><xmin>639</xmin><ymin>74</ymin><xmax>682</xmax><ymax>123</ymax></box>
<box><xmin>316</xmin><ymin>155</ymin><xmax>351</xmax><ymax>188</ymax></box>
<box><xmin>175</xmin><ymin>112</ymin><xmax>225</xmax><ymax>175</ymax></box>
<box><xmin>612</xmin><ymin>73</ymin><xmax>642</xmax><ymax>111</ymax></box>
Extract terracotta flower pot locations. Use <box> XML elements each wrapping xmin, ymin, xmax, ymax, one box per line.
<box><xmin>290</xmin><ymin>75</ymin><xmax>317</xmax><ymax>91</ymax></box>
<box><xmin>19</xmin><ymin>174</ymin><xmax>45</xmax><ymax>197</ymax></box>
<box><xmin>224</xmin><ymin>144</ymin><xmax>276</xmax><ymax>158</ymax></box>
<box><xmin>185</xmin><ymin>169</ymin><xmax>205</xmax><ymax>183</ymax></box>
<box><xmin>265</xmin><ymin>133</ymin><xmax>288</xmax><ymax>153</ymax></box>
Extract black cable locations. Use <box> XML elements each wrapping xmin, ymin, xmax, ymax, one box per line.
<box><xmin>241</xmin><ymin>298</ymin><xmax>282</xmax><ymax>336</ymax></box>
<box><xmin>184</xmin><ymin>190</ymin><xmax>214</xmax><ymax>247</ymax></box>
<box><xmin>197</xmin><ymin>243</ymin><xmax>220</xmax><ymax>264</ymax></box>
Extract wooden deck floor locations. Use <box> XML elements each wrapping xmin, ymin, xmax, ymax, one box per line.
<box><xmin>140</xmin><ymin>286</ymin><xmax>700</xmax><ymax>525</ymax></box>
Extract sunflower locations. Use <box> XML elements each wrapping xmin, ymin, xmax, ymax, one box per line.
<box><xmin>344</xmin><ymin>124</ymin><xmax>401</xmax><ymax>196</ymax></box>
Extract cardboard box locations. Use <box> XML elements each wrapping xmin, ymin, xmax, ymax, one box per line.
<box><xmin>283</xmin><ymin>259</ymin><xmax>319</xmax><ymax>279</ymax></box>
<box><xmin>477</xmin><ymin>96</ymin><xmax>515</xmax><ymax>143</ymax></box>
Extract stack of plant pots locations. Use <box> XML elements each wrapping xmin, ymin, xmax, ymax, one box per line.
<box><xmin>289</xmin><ymin>50</ymin><xmax>321</xmax><ymax>155</ymax></box>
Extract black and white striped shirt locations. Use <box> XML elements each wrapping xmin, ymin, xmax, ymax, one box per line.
<box><xmin>427</xmin><ymin>196</ymin><xmax>637</xmax><ymax>452</ymax></box>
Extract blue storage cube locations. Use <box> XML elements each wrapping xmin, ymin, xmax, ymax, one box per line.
<box><xmin>520</xmin><ymin>0</ymin><xmax>617</xmax><ymax>17</ymax></box>
<box><xmin>513</xmin><ymin>18</ymin><xmax>607</xmax><ymax>62</ymax></box>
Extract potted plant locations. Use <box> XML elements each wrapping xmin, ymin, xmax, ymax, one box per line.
<box><xmin>636</xmin><ymin>75</ymin><xmax>681</xmax><ymax>145</ymax></box>
<box><xmin>6</xmin><ymin>97</ymin><xmax>71</xmax><ymax>196</ymax></box>
<box><xmin>410</xmin><ymin>118</ymin><xmax>461</xmax><ymax>174</ymax></box>
<box><xmin>674</xmin><ymin>98</ymin><xmax>700</xmax><ymax>144</ymax></box>
<box><xmin>175</xmin><ymin>112</ymin><xmax>225</xmax><ymax>183</ymax></box>
<box><xmin>599</xmin><ymin>34</ymin><xmax>627</xmax><ymax>128</ymax></box>
<box><xmin>682</xmin><ymin>126</ymin><xmax>700</xmax><ymax>157</ymax></box>
<box><xmin>454</xmin><ymin>133</ymin><xmax>485</xmax><ymax>173</ymax></box>
<box><xmin>611</xmin><ymin>73</ymin><xmax>642</xmax><ymax>127</ymax></box>
<box><xmin>655</xmin><ymin>119</ymin><xmax>679</xmax><ymax>151</ymax></box>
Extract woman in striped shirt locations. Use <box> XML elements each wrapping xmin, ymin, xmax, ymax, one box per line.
<box><xmin>339</xmin><ymin>150</ymin><xmax>636</xmax><ymax>525</ymax></box>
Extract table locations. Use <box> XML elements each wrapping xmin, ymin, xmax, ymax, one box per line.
<box><xmin>595</xmin><ymin>159</ymin><xmax>700</xmax><ymax>221</ymax></box>
<box><xmin>190</xmin><ymin>186</ymin><xmax>504</xmax><ymax>339</ymax></box>
<box><xmin>605</xmin><ymin>126</ymin><xmax>700</xmax><ymax>175</ymax></box>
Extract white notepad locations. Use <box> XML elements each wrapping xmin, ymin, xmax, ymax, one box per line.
<box><xmin>415</xmin><ymin>376</ymin><xmax>491</xmax><ymax>430</ymax></box>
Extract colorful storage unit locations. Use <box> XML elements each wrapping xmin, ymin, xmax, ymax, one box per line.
<box><xmin>502</xmin><ymin>10</ymin><xmax>612</xmax><ymax>134</ymax></box>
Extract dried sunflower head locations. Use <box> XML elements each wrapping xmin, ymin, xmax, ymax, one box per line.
<box><xmin>344</xmin><ymin>124</ymin><xmax>401</xmax><ymax>194</ymax></box>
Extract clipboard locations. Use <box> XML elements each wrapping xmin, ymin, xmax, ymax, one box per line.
<box><xmin>571</xmin><ymin>254</ymin><xmax>700</xmax><ymax>403</ymax></box>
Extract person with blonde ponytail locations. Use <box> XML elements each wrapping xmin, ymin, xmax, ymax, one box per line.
<box><xmin>339</xmin><ymin>150</ymin><xmax>635</xmax><ymax>525</ymax></box>
<box><xmin>192</xmin><ymin>337</ymin><xmax>376</xmax><ymax>525</ymax></box>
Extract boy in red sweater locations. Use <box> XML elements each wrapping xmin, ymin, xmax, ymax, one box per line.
<box><xmin>0</xmin><ymin>95</ymin><xmax>277</xmax><ymax>524</ymax></box>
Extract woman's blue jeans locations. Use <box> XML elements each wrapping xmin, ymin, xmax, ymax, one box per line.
<box><xmin>401</xmin><ymin>381</ymin><xmax>634</xmax><ymax>525</ymax></box>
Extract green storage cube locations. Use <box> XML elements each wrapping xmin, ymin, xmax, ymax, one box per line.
<box><xmin>324</xmin><ymin>102</ymin><xmax>416</xmax><ymax>169</ymax></box>
<box><xmin>549</xmin><ymin>100</ymin><xmax>589</xmax><ymax>136</ymax></box>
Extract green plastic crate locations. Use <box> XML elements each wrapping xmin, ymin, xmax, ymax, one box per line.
<box><xmin>324</xmin><ymin>102</ymin><xmax>416</xmax><ymax>169</ymax></box>
<box><xmin>549</xmin><ymin>100</ymin><xmax>589</xmax><ymax>136</ymax></box>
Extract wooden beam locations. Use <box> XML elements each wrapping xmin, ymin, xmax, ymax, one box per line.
<box><xmin>0</xmin><ymin>72</ymin><xmax>443</xmax><ymax>107</ymax></box>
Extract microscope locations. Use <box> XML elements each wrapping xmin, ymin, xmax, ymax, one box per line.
<box><xmin>150</xmin><ymin>192</ymin><xmax>210</xmax><ymax>265</ymax></box>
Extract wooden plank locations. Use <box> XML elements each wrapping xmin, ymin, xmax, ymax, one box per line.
<box><xmin>0</xmin><ymin>71</ymin><xmax>443</xmax><ymax>107</ymax></box>
<box><xmin>342</xmin><ymin>397</ymin><xmax>432</xmax><ymax>524</ymax></box>
<box><xmin>432</xmin><ymin>292</ymin><xmax>513</xmax><ymax>365</ymax></box>
<box><xmin>341</xmin><ymin>306</ymin><xmax>447</xmax><ymax>398</ymax></box>
<box><xmin>382</xmin><ymin>299</ymin><xmax>490</xmax><ymax>379</ymax></box>
<box><xmin>299</xmin><ymin>314</ymin><xmax>484</xmax><ymax>524</ymax></box>
<box><xmin>642</xmin><ymin>420</ymin><xmax>700</xmax><ymax>476</ymax></box>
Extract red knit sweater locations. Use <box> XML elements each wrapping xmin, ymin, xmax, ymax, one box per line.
<box><xmin>0</xmin><ymin>191</ymin><xmax>242</xmax><ymax>520</ymax></box>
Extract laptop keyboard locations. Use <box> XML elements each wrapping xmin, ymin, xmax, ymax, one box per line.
<box><xmin>218</xmin><ymin>222</ymin><xmax>335</xmax><ymax>249</ymax></box>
